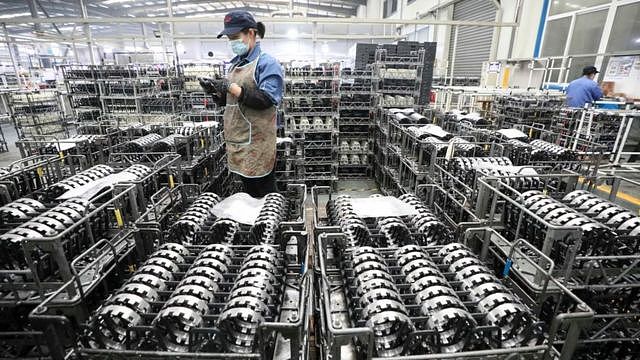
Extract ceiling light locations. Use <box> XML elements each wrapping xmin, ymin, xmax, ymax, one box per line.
<box><xmin>635</xmin><ymin>38</ymin><xmax>640</xmax><ymax>44</ymax></box>
<box><xmin>104</xmin><ymin>0</ymin><xmax>135</xmax><ymax>4</ymax></box>
<box><xmin>0</xmin><ymin>12</ymin><xmax>31</xmax><ymax>19</ymax></box>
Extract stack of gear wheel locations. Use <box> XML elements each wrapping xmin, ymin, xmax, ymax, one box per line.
<box><xmin>121</xmin><ymin>164</ymin><xmax>153</xmax><ymax>180</ymax></box>
<box><xmin>448</xmin><ymin>157</ymin><xmax>514</xmax><ymax>193</ymax></box>
<box><xmin>562</xmin><ymin>190</ymin><xmax>640</xmax><ymax>251</ymax></box>
<box><xmin>448</xmin><ymin>137</ymin><xmax>484</xmax><ymax>157</ymax></box>
<box><xmin>90</xmin><ymin>243</ymin><xmax>190</xmax><ymax>350</ymax></box>
<box><xmin>529</xmin><ymin>140</ymin><xmax>577</xmax><ymax>163</ymax></box>
<box><xmin>326</xmin><ymin>194</ymin><xmax>371</xmax><ymax>247</ymax></box>
<box><xmin>421</xmin><ymin>137</ymin><xmax>448</xmax><ymax>157</ymax></box>
<box><xmin>451</xmin><ymin>155</ymin><xmax>543</xmax><ymax>193</ymax></box>
<box><xmin>438</xmin><ymin>243</ymin><xmax>538</xmax><ymax>348</ymax></box>
<box><xmin>174</xmin><ymin>126</ymin><xmax>196</xmax><ymax>136</ymax></box>
<box><xmin>47</xmin><ymin>164</ymin><xmax>115</xmax><ymax>198</ymax></box>
<box><xmin>375</xmin><ymin>216</ymin><xmax>412</xmax><ymax>247</ymax></box>
<box><xmin>151</xmin><ymin>134</ymin><xmax>181</xmax><ymax>153</ymax></box>
<box><xmin>122</xmin><ymin>133</ymin><xmax>164</xmax><ymax>154</ymax></box>
<box><xmin>394</xmin><ymin>244</ymin><xmax>476</xmax><ymax>353</ymax></box>
<box><xmin>406</xmin><ymin>124</ymin><xmax>452</xmax><ymax>141</ymax></box>
<box><xmin>0</xmin><ymin>198</ymin><xmax>94</xmax><ymax>270</ymax></box>
<box><xmin>506</xmin><ymin>139</ymin><xmax>533</xmax><ymax>165</ymax></box>
<box><xmin>217</xmin><ymin>244</ymin><xmax>280</xmax><ymax>353</ymax></box>
<box><xmin>153</xmin><ymin>244</ymin><xmax>234</xmax><ymax>351</ymax></box>
<box><xmin>514</xmin><ymin>190</ymin><xmax>617</xmax><ymax>264</ymax></box>
<box><xmin>398</xmin><ymin>193</ymin><xmax>453</xmax><ymax>245</ymax></box>
<box><xmin>169</xmin><ymin>193</ymin><xmax>222</xmax><ymax>244</ymax></box>
<box><xmin>250</xmin><ymin>193</ymin><xmax>288</xmax><ymax>244</ymax></box>
<box><xmin>0</xmin><ymin>198</ymin><xmax>46</xmax><ymax>222</ymax></box>
<box><xmin>208</xmin><ymin>218</ymin><xmax>241</xmax><ymax>245</ymax></box>
<box><xmin>348</xmin><ymin>246</ymin><xmax>414</xmax><ymax>357</ymax></box>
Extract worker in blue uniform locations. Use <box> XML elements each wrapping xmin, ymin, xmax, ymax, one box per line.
<box><xmin>565</xmin><ymin>66</ymin><xmax>603</xmax><ymax>108</ymax></box>
<box><xmin>199</xmin><ymin>11</ymin><xmax>284</xmax><ymax>198</ymax></box>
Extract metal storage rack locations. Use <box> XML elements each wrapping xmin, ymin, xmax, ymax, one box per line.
<box><xmin>550</xmin><ymin>107</ymin><xmax>640</xmax><ymax>167</ymax></box>
<box><xmin>29</xmin><ymin>184</ymin><xmax>310</xmax><ymax>360</ymax></box>
<box><xmin>312</xmin><ymin>187</ymin><xmax>592</xmax><ymax>360</ymax></box>
<box><xmin>491</xmin><ymin>94</ymin><xmax>564</xmax><ymax>130</ymax></box>
<box><xmin>59</xmin><ymin>65</ymin><xmax>103</xmax><ymax>124</ymax></box>
<box><xmin>9</xmin><ymin>89</ymin><xmax>68</xmax><ymax>139</ymax></box>
<box><xmin>372</xmin><ymin>48</ymin><xmax>424</xmax><ymax>108</ymax></box>
<box><xmin>95</xmin><ymin>64</ymin><xmax>182</xmax><ymax>115</ymax></box>
<box><xmin>178</xmin><ymin>63</ymin><xmax>224</xmax><ymax>93</ymax></box>
<box><xmin>468</xmin><ymin>173</ymin><xmax>640</xmax><ymax>358</ymax></box>
<box><xmin>282</xmin><ymin>63</ymin><xmax>340</xmax><ymax>187</ymax></box>
<box><xmin>0</xmin><ymin>181</ymin><xmax>146</xmax><ymax>359</ymax></box>
<box><xmin>338</xmin><ymin>67</ymin><xmax>374</xmax><ymax>178</ymax></box>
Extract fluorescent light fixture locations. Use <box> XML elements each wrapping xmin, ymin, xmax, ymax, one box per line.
<box><xmin>287</xmin><ymin>28</ymin><xmax>298</xmax><ymax>39</ymax></box>
<box><xmin>104</xmin><ymin>0</ymin><xmax>135</xmax><ymax>4</ymax></box>
<box><xmin>104</xmin><ymin>0</ymin><xmax>135</xmax><ymax>5</ymax></box>
<box><xmin>0</xmin><ymin>12</ymin><xmax>30</xmax><ymax>19</ymax></box>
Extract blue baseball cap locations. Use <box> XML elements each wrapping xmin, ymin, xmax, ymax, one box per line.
<box><xmin>217</xmin><ymin>11</ymin><xmax>257</xmax><ymax>38</ymax></box>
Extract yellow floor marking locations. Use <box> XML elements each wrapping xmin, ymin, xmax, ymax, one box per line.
<box><xmin>579</xmin><ymin>177</ymin><xmax>640</xmax><ymax>206</ymax></box>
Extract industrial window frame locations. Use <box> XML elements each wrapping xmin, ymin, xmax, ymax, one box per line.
<box><xmin>539</xmin><ymin>0</ymin><xmax>640</xmax><ymax>83</ymax></box>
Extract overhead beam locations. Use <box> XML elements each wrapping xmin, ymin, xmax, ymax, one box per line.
<box><xmin>113</xmin><ymin>0</ymin><xmax>358</xmax><ymax>16</ymax></box>
<box><xmin>35</xmin><ymin>0</ymin><xmax>65</xmax><ymax>36</ymax></box>
<box><xmin>0</xmin><ymin>16</ymin><xmax>518</xmax><ymax>27</ymax></box>
<box><xmin>26</xmin><ymin>0</ymin><xmax>42</xmax><ymax>33</ymax></box>
<box><xmin>31</xmin><ymin>33</ymin><xmax>404</xmax><ymax>41</ymax></box>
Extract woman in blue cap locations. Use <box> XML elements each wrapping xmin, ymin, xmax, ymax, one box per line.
<box><xmin>200</xmin><ymin>11</ymin><xmax>283</xmax><ymax>198</ymax></box>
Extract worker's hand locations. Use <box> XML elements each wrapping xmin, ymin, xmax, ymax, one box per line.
<box><xmin>211</xmin><ymin>78</ymin><xmax>229</xmax><ymax>96</ymax></box>
<box><xmin>198</xmin><ymin>77</ymin><xmax>217</xmax><ymax>95</ymax></box>
<box><xmin>228</xmin><ymin>83</ymin><xmax>243</xmax><ymax>98</ymax></box>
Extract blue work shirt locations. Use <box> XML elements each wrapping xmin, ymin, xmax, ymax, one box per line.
<box><xmin>230</xmin><ymin>42</ymin><xmax>284</xmax><ymax>106</ymax></box>
<box><xmin>565</xmin><ymin>76</ymin><xmax>603</xmax><ymax>108</ymax></box>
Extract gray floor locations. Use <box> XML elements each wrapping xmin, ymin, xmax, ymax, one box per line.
<box><xmin>0</xmin><ymin>123</ymin><xmax>23</xmax><ymax>167</ymax></box>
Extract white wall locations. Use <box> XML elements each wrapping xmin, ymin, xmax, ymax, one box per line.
<box><xmin>510</xmin><ymin>0</ymin><xmax>543</xmax><ymax>59</ymax></box>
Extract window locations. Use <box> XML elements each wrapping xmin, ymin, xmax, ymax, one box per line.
<box><xmin>549</xmin><ymin>0</ymin><xmax>609</xmax><ymax>16</ymax></box>
<box><xmin>607</xmin><ymin>2</ymin><xmax>640</xmax><ymax>52</ymax></box>
<box><xmin>541</xmin><ymin>18</ymin><xmax>571</xmax><ymax>56</ymax></box>
<box><xmin>383</xmin><ymin>0</ymin><xmax>398</xmax><ymax>18</ymax></box>
<box><xmin>569</xmin><ymin>10</ymin><xmax>607</xmax><ymax>54</ymax></box>
<box><xmin>566</xmin><ymin>56</ymin><xmax>597</xmax><ymax>81</ymax></box>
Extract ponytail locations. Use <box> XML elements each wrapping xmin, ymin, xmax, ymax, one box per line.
<box><xmin>256</xmin><ymin>22</ymin><xmax>266</xmax><ymax>39</ymax></box>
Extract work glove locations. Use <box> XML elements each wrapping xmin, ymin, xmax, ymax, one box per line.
<box><xmin>198</xmin><ymin>76</ymin><xmax>229</xmax><ymax>96</ymax></box>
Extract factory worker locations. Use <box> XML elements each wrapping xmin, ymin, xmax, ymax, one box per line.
<box><xmin>565</xmin><ymin>66</ymin><xmax>603</xmax><ymax>108</ymax></box>
<box><xmin>200</xmin><ymin>11</ymin><xmax>283</xmax><ymax>198</ymax></box>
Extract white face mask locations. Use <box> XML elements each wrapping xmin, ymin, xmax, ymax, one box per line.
<box><xmin>229</xmin><ymin>38</ymin><xmax>249</xmax><ymax>56</ymax></box>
